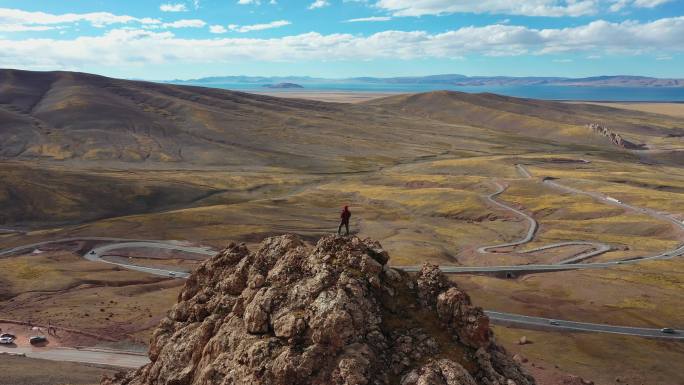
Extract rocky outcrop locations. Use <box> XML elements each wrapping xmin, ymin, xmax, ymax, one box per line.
<box><xmin>102</xmin><ymin>234</ymin><xmax>534</xmax><ymax>385</ymax></box>
<box><xmin>586</xmin><ymin>123</ymin><xmax>644</xmax><ymax>149</ymax></box>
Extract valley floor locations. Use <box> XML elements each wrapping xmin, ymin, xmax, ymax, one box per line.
<box><xmin>2</xmin><ymin>148</ymin><xmax>684</xmax><ymax>384</ymax></box>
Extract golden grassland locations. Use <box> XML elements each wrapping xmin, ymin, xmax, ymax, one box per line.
<box><xmin>2</xmin><ymin>147</ymin><xmax>684</xmax><ymax>383</ymax></box>
<box><xmin>3</xmin><ymin>151</ymin><xmax>684</xmax><ymax>264</ymax></box>
<box><xmin>524</xmin><ymin>160</ymin><xmax>684</xmax><ymax>216</ymax></box>
<box><xmin>493</xmin><ymin>325</ymin><xmax>684</xmax><ymax>385</ymax></box>
<box><xmin>453</xmin><ymin>257</ymin><xmax>684</xmax><ymax>327</ymax></box>
<box><xmin>570</xmin><ymin>101</ymin><xmax>684</xmax><ymax>119</ymax></box>
<box><xmin>3</xmin><ymin>74</ymin><xmax>684</xmax><ymax>384</ymax></box>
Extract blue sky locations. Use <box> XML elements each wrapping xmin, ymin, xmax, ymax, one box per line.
<box><xmin>0</xmin><ymin>0</ymin><xmax>682</xmax><ymax>79</ymax></box>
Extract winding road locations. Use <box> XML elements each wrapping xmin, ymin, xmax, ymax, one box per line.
<box><xmin>37</xmin><ymin>233</ymin><xmax>684</xmax><ymax>340</ymax></box>
<box><xmin>476</xmin><ymin>175</ymin><xmax>612</xmax><ymax>264</ymax></box>
<box><xmin>84</xmin><ymin>241</ymin><xmax>213</xmax><ymax>279</ymax></box>
<box><xmin>0</xmin><ymin>161</ymin><xmax>682</xmax><ymax>362</ymax></box>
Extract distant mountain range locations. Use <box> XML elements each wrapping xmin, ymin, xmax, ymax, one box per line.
<box><xmin>170</xmin><ymin>74</ymin><xmax>684</xmax><ymax>87</ymax></box>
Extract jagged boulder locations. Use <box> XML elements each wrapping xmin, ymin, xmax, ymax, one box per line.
<box><xmin>103</xmin><ymin>234</ymin><xmax>534</xmax><ymax>385</ymax></box>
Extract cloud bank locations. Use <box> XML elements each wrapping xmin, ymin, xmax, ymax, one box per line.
<box><xmin>0</xmin><ymin>17</ymin><xmax>682</xmax><ymax>69</ymax></box>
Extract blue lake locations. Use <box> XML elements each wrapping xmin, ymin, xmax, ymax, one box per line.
<box><xmin>177</xmin><ymin>82</ymin><xmax>684</xmax><ymax>102</ymax></box>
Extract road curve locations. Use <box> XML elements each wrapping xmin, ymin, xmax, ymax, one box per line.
<box><xmin>0</xmin><ymin>237</ymin><xmax>164</xmax><ymax>258</ymax></box>
<box><xmin>84</xmin><ymin>241</ymin><xmax>214</xmax><ymax>279</ymax></box>
<box><xmin>476</xmin><ymin>181</ymin><xmax>539</xmax><ymax>253</ymax></box>
<box><xmin>77</xmin><ymin>240</ymin><xmax>684</xmax><ymax>339</ymax></box>
<box><xmin>2</xmin><ymin>239</ymin><xmax>682</xmax><ymax>338</ymax></box>
<box><xmin>476</xmin><ymin>175</ymin><xmax>612</xmax><ymax>264</ymax></box>
<box><xmin>2</xmin><ymin>164</ymin><xmax>683</xmax><ymax>340</ymax></box>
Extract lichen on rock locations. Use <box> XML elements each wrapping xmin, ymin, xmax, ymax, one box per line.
<box><xmin>103</xmin><ymin>234</ymin><xmax>534</xmax><ymax>385</ymax></box>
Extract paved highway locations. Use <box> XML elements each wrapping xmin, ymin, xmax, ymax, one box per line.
<box><xmin>0</xmin><ymin>237</ymin><xmax>163</xmax><ymax>258</ymax></box>
<box><xmin>485</xmin><ymin>311</ymin><xmax>684</xmax><ymax>339</ymax></box>
<box><xmin>0</xmin><ymin>346</ymin><xmax>150</xmax><ymax>368</ymax></box>
<box><xmin>0</xmin><ymin>227</ymin><xmax>24</xmax><ymax>234</ymax></box>
<box><xmin>476</xmin><ymin>181</ymin><xmax>539</xmax><ymax>253</ymax></box>
<box><xmin>476</xmin><ymin>173</ymin><xmax>611</xmax><ymax>263</ymax></box>
<box><xmin>1</xmin><ymin>241</ymin><xmax>682</xmax><ymax>340</ymax></box>
<box><xmin>84</xmin><ymin>241</ymin><xmax>214</xmax><ymax>279</ymax></box>
<box><xmin>74</xmin><ymin>239</ymin><xmax>684</xmax><ymax>340</ymax></box>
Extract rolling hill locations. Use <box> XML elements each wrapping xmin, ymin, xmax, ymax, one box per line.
<box><xmin>1</xmin><ymin>69</ymin><xmax>683</xmax><ymax>173</ymax></box>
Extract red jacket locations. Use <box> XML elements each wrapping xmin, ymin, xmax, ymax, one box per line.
<box><xmin>340</xmin><ymin>207</ymin><xmax>351</xmax><ymax>222</ymax></box>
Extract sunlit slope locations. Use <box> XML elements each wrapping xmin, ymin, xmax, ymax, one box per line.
<box><xmin>0</xmin><ymin>69</ymin><xmax>456</xmax><ymax>171</ymax></box>
<box><xmin>3</xmin><ymin>69</ymin><xmax>684</xmax><ymax>171</ymax></box>
<box><xmin>365</xmin><ymin>90</ymin><xmax>684</xmax><ymax>149</ymax></box>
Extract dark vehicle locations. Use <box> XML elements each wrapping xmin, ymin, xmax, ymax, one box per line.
<box><xmin>29</xmin><ymin>335</ymin><xmax>47</xmax><ymax>345</ymax></box>
<box><xmin>661</xmin><ymin>328</ymin><xmax>676</xmax><ymax>334</ymax></box>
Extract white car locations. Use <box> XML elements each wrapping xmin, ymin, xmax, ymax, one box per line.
<box><xmin>0</xmin><ymin>336</ymin><xmax>14</xmax><ymax>344</ymax></box>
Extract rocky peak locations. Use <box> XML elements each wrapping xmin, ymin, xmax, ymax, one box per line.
<box><xmin>103</xmin><ymin>234</ymin><xmax>534</xmax><ymax>385</ymax></box>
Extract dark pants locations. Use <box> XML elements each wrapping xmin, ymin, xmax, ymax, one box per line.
<box><xmin>338</xmin><ymin>220</ymin><xmax>350</xmax><ymax>235</ymax></box>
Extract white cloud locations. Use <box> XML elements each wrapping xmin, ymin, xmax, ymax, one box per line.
<box><xmin>237</xmin><ymin>0</ymin><xmax>278</xmax><ymax>4</ymax></box>
<box><xmin>209</xmin><ymin>25</ymin><xmax>228</xmax><ymax>33</ymax></box>
<box><xmin>228</xmin><ymin>20</ymin><xmax>291</xmax><ymax>32</ymax></box>
<box><xmin>374</xmin><ymin>0</ymin><xmax>599</xmax><ymax>17</ymax></box>
<box><xmin>345</xmin><ymin>16</ymin><xmax>392</xmax><ymax>22</ymax></box>
<box><xmin>163</xmin><ymin>19</ymin><xmax>206</xmax><ymax>28</ymax></box>
<box><xmin>0</xmin><ymin>7</ymin><xmax>160</xmax><ymax>30</ymax></box>
<box><xmin>1</xmin><ymin>17</ymin><xmax>683</xmax><ymax>69</ymax></box>
<box><xmin>609</xmin><ymin>0</ymin><xmax>630</xmax><ymax>11</ymax></box>
<box><xmin>609</xmin><ymin>0</ymin><xmax>671</xmax><ymax>11</ymax></box>
<box><xmin>633</xmin><ymin>0</ymin><xmax>671</xmax><ymax>7</ymax></box>
<box><xmin>309</xmin><ymin>0</ymin><xmax>330</xmax><ymax>9</ymax></box>
<box><xmin>0</xmin><ymin>24</ymin><xmax>58</xmax><ymax>32</ymax></box>
<box><xmin>160</xmin><ymin>3</ymin><xmax>188</xmax><ymax>12</ymax></box>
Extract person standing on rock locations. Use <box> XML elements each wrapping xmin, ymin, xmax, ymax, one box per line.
<box><xmin>338</xmin><ymin>206</ymin><xmax>351</xmax><ymax>236</ymax></box>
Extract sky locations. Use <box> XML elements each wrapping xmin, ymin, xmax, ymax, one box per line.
<box><xmin>0</xmin><ymin>0</ymin><xmax>682</xmax><ymax>80</ymax></box>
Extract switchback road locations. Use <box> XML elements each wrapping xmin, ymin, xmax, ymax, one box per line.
<box><xmin>1</xmin><ymin>163</ymin><xmax>683</xmax><ymax>340</ymax></box>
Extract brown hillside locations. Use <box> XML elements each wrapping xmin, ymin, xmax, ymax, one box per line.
<box><xmin>2</xmin><ymin>70</ymin><xmax>682</xmax><ymax>170</ymax></box>
<box><xmin>366</xmin><ymin>90</ymin><xmax>684</xmax><ymax>145</ymax></box>
<box><xmin>0</xmin><ymin>69</ymin><xmax>441</xmax><ymax>171</ymax></box>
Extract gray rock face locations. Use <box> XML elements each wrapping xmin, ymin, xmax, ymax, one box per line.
<box><xmin>103</xmin><ymin>234</ymin><xmax>534</xmax><ymax>385</ymax></box>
